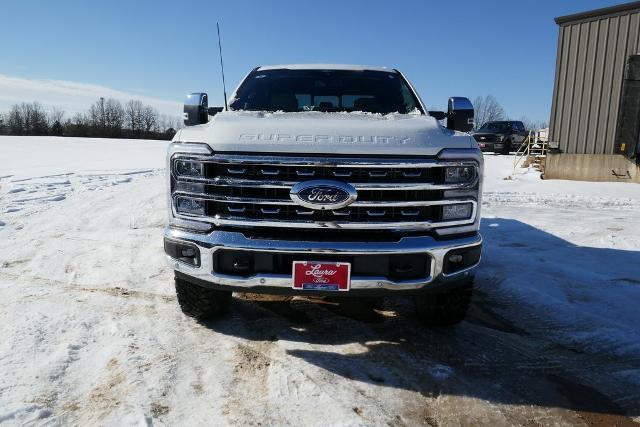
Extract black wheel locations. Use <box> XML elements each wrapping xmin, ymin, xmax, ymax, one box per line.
<box><xmin>175</xmin><ymin>275</ymin><xmax>232</xmax><ymax>320</ymax></box>
<box><xmin>501</xmin><ymin>140</ymin><xmax>511</xmax><ymax>155</ymax></box>
<box><xmin>414</xmin><ymin>280</ymin><xmax>473</xmax><ymax>326</ymax></box>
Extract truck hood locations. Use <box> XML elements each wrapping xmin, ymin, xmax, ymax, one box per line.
<box><xmin>175</xmin><ymin>111</ymin><xmax>475</xmax><ymax>156</ymax></box>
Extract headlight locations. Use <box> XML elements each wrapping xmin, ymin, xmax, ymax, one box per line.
<box><xmin>442</xmin><ymin>203</ymin><xmax>473</xmax><ymax>221</ymax></box>
<box><xmin>175</xmin><ymin>196</ymin><xmax>206</xmax><ymax>215</ymax></box>
<box><xmin>444</xmin><ymin>166</ymin><xmax>475</xmax><ymax>183</ymax></box>
<box><xmin>174</xmin><ymin>160</ymin><xmax>204</xmax><ymax>178</ymax></box>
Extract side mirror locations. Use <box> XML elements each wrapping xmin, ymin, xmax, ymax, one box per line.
<box><xmin>183</xmin><ymin>93</ymin><xmax>208</xmax><ymax>126</ymax></box>
<box><xmin>429</xmin><ymin>111</ymin><xmax>447</xmax><ymax>120</ymax></box>
<box><xmin>447</xmin><ymin>97</ymin><xmax>474</xmax><ymax>132</ymax></box>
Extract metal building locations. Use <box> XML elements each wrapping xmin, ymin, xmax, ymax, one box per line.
<box><xmin>547</xmin><ymin>1</ymin><xmax>640</xmax><ymax>182</ymax></box>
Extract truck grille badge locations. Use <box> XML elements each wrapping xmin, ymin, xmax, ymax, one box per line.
<box><xmin>290</xmin><ymin>180</ymin><xmax>357</xmax><ymax>210</ymax></box>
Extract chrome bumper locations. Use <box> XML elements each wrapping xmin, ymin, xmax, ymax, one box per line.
<box><xmin>164</xmin><ymin>227</ymin><xmax>482</xmax><ymax>292</ymax></box>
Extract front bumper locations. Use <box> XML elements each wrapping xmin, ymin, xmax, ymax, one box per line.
<box><xmin>164</xmin><ymin>227</ymin><xmax>482</xmax><ymax>295</ymax></box>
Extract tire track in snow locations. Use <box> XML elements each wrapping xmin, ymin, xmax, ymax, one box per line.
<box><xmin>0</xmin><ymin>271</ymin><xmax>174</xmax><ymax>303</ymax></box>
<box><xmin>222</xmin><ymin>341</ymin><xmax>277</xmax><ymax>423</ymax></box>
<box><xmin>0</xmin><ymin>169</ymin><xmax>162</xmax><ymax>218</ymax></box>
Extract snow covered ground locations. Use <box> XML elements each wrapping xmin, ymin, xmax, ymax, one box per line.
<box><xmin>1</xmin><ymin>136</ymin><xmax>639</xmax><ymax>425</ymax></box>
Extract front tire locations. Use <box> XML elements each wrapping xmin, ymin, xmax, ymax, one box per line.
<box><xmin>175</xmin><ymin>276</ymin><xmax>232</xmax><ymax>320</ymax></box>
<box><xmin>414</xmin><ymin>280</ymin><xmax>473</xmax><ymax>326</ymax></box>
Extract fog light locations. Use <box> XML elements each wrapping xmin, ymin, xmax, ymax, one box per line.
<box><xmin>443</xmin><ymin>246</ymin><xmax>482</xmax><ymax>274</ymax></box>
<box><xmin>181</xmin><ymin>247</ymin><xmax>197</xmax><ymax>257</ymax></box>
<box><xmin>442</xmin><ymin>203</ymin><xmax>473</xmax><ymax>221</ymax></box>
<box><xmin>448</xmin><ymin>254</ymin><xmax>463</xmax><ymax>263</ymax></box>
<box><xmin>164</xmin><ymin>239</ymin><xmax>200</xmax><ymax>267</ymax></box>
<box><xmin>176</xmin><ymin>197</ymin><xmax>205</xmax><ymax>216</ymax></box>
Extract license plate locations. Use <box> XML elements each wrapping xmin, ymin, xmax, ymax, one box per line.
<box><xmin>292</xmin><ymin>261</ymin><xmax>351</xmax><ymax>291</ymax></box>
<box><xmin>479</xmin><ymin>143</ymin><xmax>486</xmax><ymax>148</ymax></box>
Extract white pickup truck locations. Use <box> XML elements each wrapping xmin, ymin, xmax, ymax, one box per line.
<box><xmin>165</xmin><ymin>64</ymin><xmax>482</xmax><ymax>326</ymax></box>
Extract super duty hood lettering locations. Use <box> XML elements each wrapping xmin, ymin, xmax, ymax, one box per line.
<box><xmin>239</xmin><ymin>134</ymin><xmax>413</xmax><ymax>144</ymax></box>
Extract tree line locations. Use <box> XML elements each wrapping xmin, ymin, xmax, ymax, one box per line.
<box><xmin>0</xmin><ymin>94</ymin><xmax>547</xmax><ymax>138</ymax></box>
<box><xmin>0</xmin><ymin>98</ymin><xmax>182</xmax><ymax>140</ymax></box>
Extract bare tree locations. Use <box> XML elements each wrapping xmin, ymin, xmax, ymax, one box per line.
<box><xmin>72</xmin><ymin>112</ymin><xmax>87</xmax><ymax>126</ymax></box>
<box><xmin>104</xmin><ymin>99</ymin><xmax>124</xmax><ymax>136</ymax></box>
<box><xmin>8</xmin><ymin>102</ymin><xmax>49</xmax><ymax>135</ymax></box>
<box><xmin>87</xmin><ymin>98</ymin><xmax>127</xmax><ymax>137</ymax></box>
<box><xmin>47</xmin><ymin>108</ymin><xmax>65</xmax><ymax>136</ymax></box>
<box><xmin>48</xmin><ymin>107</ymin><xmax>65</xmax><ymax>125</ymax></box>
<box><xmin>158</xmin><ymin>114</ymin><xmax>174</xmax><ymax>133</ymax></box>
<box><xmin>63</xmin><ymin>112</ymin><xmax>89</xmax><ymax>137</ymax></box>
<box><xmin>30</xmin><ymin>102</ymin><xmax>49</xmax><ymax>135</ymax></box>
<box><xmin>142</xmin><ymin>105</ymin><xmax>158</xmax><ymax>134</ymax></box>
<box><xmin>89</xmin><ymin>97</ymin><xmax>106</xmax><ymax>134</ymax></box>
<box><xmin>7</xmin><ymin>105</ymin><xmax>24</xmax><ymax>135</ymax></box>
<box><xmin>473</xmin><ymin>95</ymin><xmax>505</xmax><ymax>129</ymax></box>
<box><xmin>125</xmin><ymin>100</ymin><xmax>145</xmax><ymax>136</ymax></box>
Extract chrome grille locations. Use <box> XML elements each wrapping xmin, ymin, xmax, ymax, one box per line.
<box><xmin>171</xmin><ymin>154</ymin><xmax>479</xmax><ymax>230</ymax></box>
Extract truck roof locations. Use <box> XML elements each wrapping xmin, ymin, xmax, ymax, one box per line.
<box><xmin>256</xmin><ymin>63</ymin><xmax>392</xmax><ymax>72</ymax></box>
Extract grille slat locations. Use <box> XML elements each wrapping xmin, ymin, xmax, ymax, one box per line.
<box><xmin>227</xmin><ymin>167</ymin><xmax>246</xmax><ymax>174</ymax></box>
<box><xmin>296</xmin><ymin>169</ymin><xmax>316</xmax><ymax>177</ymax></box>
<box><xmin>227</xmin><ymin>206</ymin><xmax>246</xmax><ymax>213</ymax></box>
<box><xmin>207</xmin><ymin>159</ymin><xmax>444</xmax><ymax>183</ymax></box>
<box><xmin>211</xmin><ymin>204</ymin><xmax>440</xmax><ymax>223</ymax></box>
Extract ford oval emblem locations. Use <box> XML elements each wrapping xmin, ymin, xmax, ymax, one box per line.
<box><xmin>290</xmin><ymin>180</ymin><xmax>357</xmax><ymax>210</ymax></box>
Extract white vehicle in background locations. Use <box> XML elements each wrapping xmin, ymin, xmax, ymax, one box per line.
<box><xmin>165</xmin><ymin>64</ymin><xmax>483</xmax><ymax>326</ymax></box>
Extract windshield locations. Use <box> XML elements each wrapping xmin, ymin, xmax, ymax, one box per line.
<box><xmin>480</xmin><ymin>122</ymin><xmax>512</xmax><ymax>131</ymax></box>
<box><xmin>229</xmin><ymin>69</ymin><xmax>421</xmax><ymax>114</ymax></box>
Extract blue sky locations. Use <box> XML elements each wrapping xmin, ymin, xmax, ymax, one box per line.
<box><xmin>0</xmin><ymin>0</ymin><xmax>626</xmax><ymax>122</ymax></box>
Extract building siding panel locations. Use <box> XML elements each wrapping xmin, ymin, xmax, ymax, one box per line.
<box><xmin>560</xmin><ymin>25</ymin><xmax>580</xmax><ymax>151</ymax></box>
<box><xmin>598</xmin><ymin>17</ymin><xmax>619</xmax><ymax>154</ymax></box>
<box><xmin>549</xmin><ymin>25</ymin><xmax>565</xmax><ymax>145</ymax></box>
<box><xmin>550</xmin><ymin>26</ymin><xmax>571</xmax><ymax>146</ymax></box>
<box><xmin>603</xmin><ymin>16</ymin><xmax>622</xmax><ymax>154</ymax></box>
<box><xmin>570</xmin><ymin>22</ymin><xmax>590</xmax><ymax>154</ymax></box>
<box><xmin>550</xmin><ymin>5</ymin><xmax>640</xmax><ymax>155</ymax></box>
<box><xmin>586</xmin><ymin>19</ymin><xmax>606</xmax><ymax>154</ymax></box>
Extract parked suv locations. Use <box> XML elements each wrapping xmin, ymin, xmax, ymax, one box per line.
<box><xmin>165</xmin><ymin>64</ymin><xmax>483</xmax><ymax>326</ymax></box>
<box><xmin>471</xmin><ymin>121</ymin><xmax>527</xmax><ymax>154</ymax></box>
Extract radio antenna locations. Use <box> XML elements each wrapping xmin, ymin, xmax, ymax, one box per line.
<box><xmin>216</xmin><ymin>22</ymin><xmax>228</xmax><ymax>110</ymax></box>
